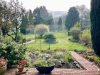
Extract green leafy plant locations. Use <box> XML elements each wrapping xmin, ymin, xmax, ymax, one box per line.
<box><xmin>44</xmin><ymin>33</ymin><xmax>56</xmax><ymax>43</ymax></box>
<box><xmin>34</xmin><ymin>24</ymin><xmax>49</xmax><ymax>39</ymax></box>
<box><xmin>70</xmin><ymin>22</ymin><xmax>81</xmax><ymax>42</ymax></box>
<box><xmin>0</xmin><ymin>36</ymin><xmax>27</xmax><ymax>68</ymax></box>
<box><xmin>44</xmin><ymin>33</ymin><xmax>56</xmax><ymax>50</ymax></box>
<box><xmin>33</xmin><ymin>60</ymin><xmax>54</xmax><ymax>67</ymax></box>
<box><xmin>80</xmin><ymin>30</ymin><xmax>91</xmax><ymax>47</ymax></box>
<box><xmin>30</xmin><ymin>50</ymin><xmax>74</xmax><ymax>68</ymax></box>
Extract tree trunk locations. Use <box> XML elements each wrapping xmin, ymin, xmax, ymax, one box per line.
<box><xmin>91</xmin><ymin>0</ymin><xmax>100</xmax><ymax>56</ymax></box>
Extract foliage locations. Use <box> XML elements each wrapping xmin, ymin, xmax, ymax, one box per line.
<box><xmin>44</xmin><ymin>33</ymin><xmax>56</xmax><ymax>50</ymax></box>
<box><xmin>70</xmin><ymin>23</ymin><xmax>81</xmax><ymax>41</ymax></box>
<box><xmin>0</xmin><ymin>0</ymin><xmax>26</xmax><ymax>42</ymax></box>
<box><xmin>57</xmin><ymin>17</ymin><xmax>63</xmax><ymax>31</ymax></box>
<box><xmin>20</xmin><ymin>15</ymin><xmax>29</xmax><ymax>34</ymax></box>
<box><xmin>65</xmin><ymin>7</ymin><xmax>80</xmax><ymax>31</ymax></box>
<box><xmin>33</xmin><ymin>60</ymin><xmax>49</xmax><ymax>67</ymax></box>
<box><xmin>0</xmin><ymin>36</ymin><xmax>27</xmax><ymax>68</ymax></box>
<box><xmin>33</xmin><ymin>6</ymin><xmax>54</xmax><ymax>25</ymax></box>
<box><xmin>30</xmin><ymin>50</ymin><xmax>73</xmax><ymax>67</ymax></box>
<box><xmin>9</xmin><ymin>0</ymin><xmax>25</xmax><ymax>42</ymax></box>
<box><xmin>76</xmin><ymin>5</ymin><xmax>90</xmax><ymax>30</ymax></box>
<box><xmin>80</xmin><ymin>30</ymin><xmax>91</xmax><ymax>47</ymax></box>
<box><xmin>15</xmin><ymin>33</ymin><xmax>24</xmax><ymax>43</ymax></box>
<box><xmin>57</xmin><ymin>17</ymin><xmax>62</xmax><ymax>25</ymax></box>
<box><xmin>0</xmin><ymin>0</ymin><xmax>12</xmax><ymax>36</ymax></box>
<box><xmin>28</xmin><ymin>10</ymin><xmax>34</xmax><ymax>25</ymax></box>
<box><xmin>44</xmin><ymin>33</ymin><xmax>56</xmax><ymax>44</ymax></box>
<box><xmin>34</xmin><ymin>24</ymin><xmax>49</xmax><ymax>38</ymax></box>
<box><xmin>91</xmin><ymin>0</ymin><xmax>100</xmax><ymax>56</ymax></box>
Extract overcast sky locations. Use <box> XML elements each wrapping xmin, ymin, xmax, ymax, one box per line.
<box><xmin>6</xmin><ymin>0</ymin><xmax>91</xmax><ymax>11</ymax></box>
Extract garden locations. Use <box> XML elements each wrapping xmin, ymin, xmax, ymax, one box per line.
<box><xmin>0</xmin><ymin>0</ymin><xmax>100</xmax><ymax>75</ymax></box>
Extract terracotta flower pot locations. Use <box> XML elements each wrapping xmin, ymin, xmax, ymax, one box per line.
<box><xmin>17</xmin><ymin>60</ymin><xmax>27</xmax><ymax>72</ymax></box>
<box><xmin>0</xmin><ymin>64</ymin><xmax>7</xmax><ymax>74</ymax></box>
<box><xmin>0</xmin><ymin>59</ymin><xmax>7</xmax><ymax>74</ymax></box>
<box><xmin>18</xmin><ymin>67</ymin><xmax>24</xmax><ymax>72</ymax></box>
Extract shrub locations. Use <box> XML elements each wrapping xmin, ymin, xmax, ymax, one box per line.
<box><xmin>34</xmin><ymin>24</ymin><xmax>49</xmax><ymax>38</ymax></box>
<box><xmin>5</xmin><ymin>42</ymin><xmax>27</xmax><ymax>68</ymax></box>
<box><xmin>70</xmin><ymin>27</ymin><xmax>81</xmax><ymax>42</ymax></box>
<box><xmin>16</xmin><ymin>33</ymin><xmax>24</xmax><ymax>43</ymax></box>
<box><xmin>0</xmin><ymin>36</ymin><xmax>27</xmax><ymax>68</ymax></box>
<box><xmin>44</xmin><ymin>33</ymin><xmax>56</xmax><ymax>44</ymax></box>
<box><xmin>80</xmin><ymin>30</ymin><xmax>91</xmax><ymax>47</ymax></box>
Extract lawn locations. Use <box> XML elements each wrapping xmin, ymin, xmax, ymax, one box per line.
<box><xmin>23</xmin><ymin>34</ymin><xmax>35</xmax><ymax>39</ymax></box>
<box><xmin>26</xmin><ymin>32</ymin><xmax>87</xmax><ymax>51</ymax></box>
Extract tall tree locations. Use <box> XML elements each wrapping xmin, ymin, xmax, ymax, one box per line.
<box><xmin>57</xmin><ymin>17</ymin><xmax>62</xmax><ymax>31</ymax></box>
<box><xmin>91</xmin><ymin>0</ymin><xmax>100</xmax><ymax>56</ymax></box>
<box><xmin>76</xmin><ymin>5</ymin><xmax>90</xmax><ymax>30</ymax></box>
<box><xmin>57</xmin><ymin>17</ymin><xmax>62</xmax><ymax>25</ymax></box>
<box><xmin>28</xmin><ymin>9</ymin><xmax>33</xmax><ymax>25</ymax></box>
<box><xmin>65</xmin><ymin>7</ymin><xmax>79</xmax><ymax>31</ymax></box>
<box><xmin>33</xmin><ymin>6</ymin><xmax>54</xmax><ymax>25</ymax></box>
<box><xmin>0</xmin><ymin>0</ymin><xmax>12</xmax><ymax>36</ymax></box>
<box><xmin>20</xmin><ymin>14</ymin><xmax>28</xmax><ymax>34</ymax></box>
<box><xmin>9</xmin><ymin>0</ymin><xmax>25</xmax><ymax>42</ymax></box>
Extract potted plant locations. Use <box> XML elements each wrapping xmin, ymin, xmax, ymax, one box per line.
<box><xmin>33</xmin><ymin>60</ymin><xmax>55</xmax><ymax>74</ymax></box>
<box><xmin>17</xmin><ymin>60</ymin><xmax>27</xmax><ymax>72</ymax></box>
<box><xmin>0</xmin><ymin>58</ymin><xmax>7</xmax><ymax>74</ymax></box>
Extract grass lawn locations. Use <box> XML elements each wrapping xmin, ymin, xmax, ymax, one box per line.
<box><xmin>26</xmin><ymin>32</ymin><xmax>87</xmax><ymax>51</ymax></box>
<box><xmin>23</xmin><ymin>34</ymin><xmax>35</xmax><ymax>39</ymax></box>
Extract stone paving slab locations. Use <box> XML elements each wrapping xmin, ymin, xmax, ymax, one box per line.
<box><xmin>3</xmin><ymin>51</ymin><xmax>100</xmax><ymax>75</ymax></box>
<box><xmin>71</xmin><ymin>51</ymin><xmax>100</xmax><ymax>71</ymax></box>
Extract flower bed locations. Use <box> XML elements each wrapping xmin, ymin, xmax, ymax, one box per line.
<box><xmin>29</xmin><ymin>49</ymin><xmax>84</xmax><ymax>69</ymax></box>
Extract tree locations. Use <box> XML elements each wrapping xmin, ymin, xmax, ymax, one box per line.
<box><xmin>0</xmin><ymin>0</ymin><xmax>12</xmax><ymax>36</ymax></box>
<box><xmin>9</xmin><ymin>0</ymin><xmax>25</xmax><ymax>42</ymax></box>
<box><xmin>34</xmin><ymin>24</ymin><xmax>49</xmax><ymax>38</ymax></box>
<box><xmin>44</xmin><ymin>33</ymin><xmax>56</xmax><ymax>50</ymax></box>
<box><xmin>76</xmin><ymin>5</ymin><xmax>90</xmax><ymax>30</ymax></box>
<box><xmin>28</xmin><ymin>9</ymin><xmax>33</xmax><ymax>25</ymax></box>
<box><xmin>33</xmin><ymin>6</ymin><xmax>54</xmax><ymax>25</ymax></box>
<box><xmin>57</xmin><ymin>17</ymin><xmax>62</xmax><ymax>31</ymax></box>
<box><xmin>65</xmin><ymin>7</ymin><xmax>79</xmax><ymax>31</ymax></box>
<box><xmin>57</xmin><ymin>17</ymin><xmax>62</xmax><ymax>25</ymax></box>
<box><xmin>91</xmin><ymin>0</ymin><xmax>100</xmax><ymax>56</ymax></box>
<box><xmin>20</xmin><ymin>15</ymin><xmax>29</xmax><ymax>34</ymax></box>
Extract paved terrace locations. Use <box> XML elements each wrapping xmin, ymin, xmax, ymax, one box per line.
<box><xmin>4</xmin><ymin>51</ymin><xmax>100</xmax><ymax>75</ymax></box>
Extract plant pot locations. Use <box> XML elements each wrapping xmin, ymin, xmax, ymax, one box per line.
<box><xmin>18</xmin><ymin>67</ymin><xmax>24</xmax><ymax>72</ymax></box>
<box><xmin>0</xmin><ymin>64</ymin><xmax>7</xmax><ymax>74</ymax></box>
<box><xmin>35</xmin><ymin>66</ymin><xmax>54</xmax><ymax>74</ymax></box>
<box><xmin>0</xmin><ymin>58</ymin><xmax>7</xmax><ymax>74</ymax></box>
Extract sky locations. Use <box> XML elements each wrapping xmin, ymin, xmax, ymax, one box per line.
<box><xmin>6</xmin><ymin>0</ymin><xmax>91</xmax><ymax>11</ymax></box>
